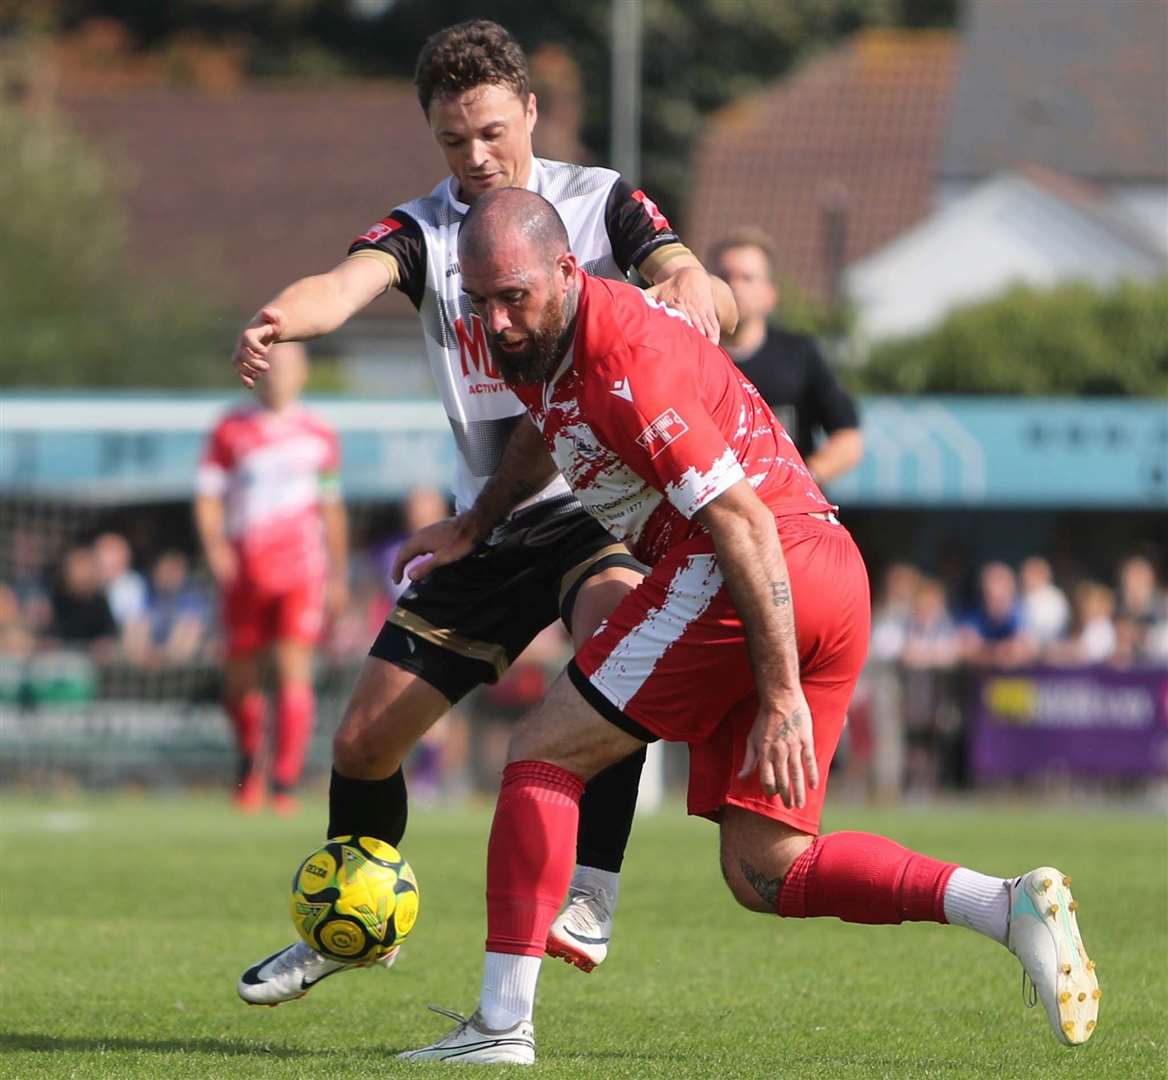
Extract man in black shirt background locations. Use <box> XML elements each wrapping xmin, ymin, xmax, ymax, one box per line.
<box><xmin>710</xmin><ymin>229</ymin><xmax>863</xmax><ymax>486</ymax></box>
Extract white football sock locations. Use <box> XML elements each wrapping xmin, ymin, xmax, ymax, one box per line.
<box><xmin>943</xmin><ymin>867</ymin><xmax>1010</xmax><ymax>945</ymax></box>
<box><xmin>479</xmin><ymin>952</ymin><xmax>542</xmax><ymax>1031</ymax></box>
<box><xmin>571</xmin><ymin>864</ymin><xmax>620</xmax><ymax>907</ymax></box>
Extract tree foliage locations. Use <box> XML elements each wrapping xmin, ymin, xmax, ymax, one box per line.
<box><xmin>852</xmin><ymin>279</ymin><xmax>1168</xmax><ymax>397</ymax></box>
<box><xmin>0</xmin><ymin>106</ymin><xmax>231</xmax><ymax>388</ymax></box>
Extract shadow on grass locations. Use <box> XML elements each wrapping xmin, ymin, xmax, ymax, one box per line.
<box><xmin>0</xmin><ymin>1033</ymin><xmax>327</xmax><ymax>1058</ymax></box>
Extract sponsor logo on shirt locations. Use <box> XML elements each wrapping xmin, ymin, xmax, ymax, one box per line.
<box><xmin>610</xmin><ymin>377</ymin><xmax>634</xmax><ymax>402</ymax></box>
<box><xmin>454</xmin><ymin>314</ymin><xmax>502</xmax><ymax>381</ymax></box>
<box><xmin>635</xmin><ymin>408</ymin><xmax>689</xmax><ymax>459</ymax></box>
<box><xmin>631</xmin><ymin>190</ymin><xmax>671</xmax><ymax>233</ymax></box>
<box><xmin>355</xmin><ymin>216</ymin><xmax>403</xmax><ymax>246</ymax></box>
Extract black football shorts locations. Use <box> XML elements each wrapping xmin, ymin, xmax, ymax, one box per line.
<box><xmin>369</xmin><ymin>495</ymin><xmax>644</xmax><ymax>704</ymax></box>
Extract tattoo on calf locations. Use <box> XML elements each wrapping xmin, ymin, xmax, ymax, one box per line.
<box><xmin>739</xmin><ymin>858</ymin><xmax>782</xmax><ymax>908</ymax></box>
<box><xmin>770</xmin><ymin>581</ymin><xmax>791</xmax><ymax>606</ymax></box>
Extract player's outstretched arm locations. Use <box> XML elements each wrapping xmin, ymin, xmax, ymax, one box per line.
<box><xmin>392</xmin><ymin>417</ymin><xmax>558</xmax><ymax>585</ymax></box>
<box><xmin>695</xmin><ymin>481</ymin><xmax>816</xmax><ymax>809</ymax></box>
<box><xmin>642</xmin><ymin>252</ymin><xmax>738</xmax><ymax>344</ymax></box>
<box><xmin>233</xmin><ymin>257</ymin><xmax>393</xmax><ymax>387</ymax></box>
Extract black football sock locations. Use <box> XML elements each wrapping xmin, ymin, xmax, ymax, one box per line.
<box><xmin>327</xmin><ymin>767</ymin><xmax>408</xmax><ymax>847</ymax></box>
<box><xmin>575</xmin><ymin>746</ymin><xmax>647</xmax><ymax>873</ymax></box>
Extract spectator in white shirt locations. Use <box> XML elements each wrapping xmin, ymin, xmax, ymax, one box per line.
<box><xmin>1018</xmin><ymin>556</ymin><xmax>1069</xmax><ymax>649</ymax></box>
<box><xmin>94</xmin><ymin>532</ymin><xmax>148</xmax><ymax>629</ymax></box>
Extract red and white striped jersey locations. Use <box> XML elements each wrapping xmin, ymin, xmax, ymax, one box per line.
<box><xmin>512</xmin><ymin>273</ymin><xmax>833</xmax><ymax>567</ymax></box>
<box><xmin>196</xmin><ymin>404</ymin><xmax>341</xmax><ymax>590</ymax></box>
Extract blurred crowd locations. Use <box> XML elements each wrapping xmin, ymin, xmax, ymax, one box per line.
<box><xmin>4</xmin><ymin>518</ymin><xmax>1166</xmax><ymax>675</ymax></box>
<box><xmin>870</xmin><ymin>553</ymin><xmax>1168</xmax><ymax>672</ymax></box>
<box><xmin>0</xmin><ymin>517</ymin><xmax>427</xmax><ymax>670</ymax></box>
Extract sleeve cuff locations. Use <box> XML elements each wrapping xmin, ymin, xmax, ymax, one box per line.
<box><xmin>346</xmin><ymin>249</ymin><xmax>401</xmax><ymax>289</ymax></box>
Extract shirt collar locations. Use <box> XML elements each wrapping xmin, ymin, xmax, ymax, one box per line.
<box><xmin>448</xmin><ymin>156</ymin><xmax>541</xmax><ymax>213</ymax></box>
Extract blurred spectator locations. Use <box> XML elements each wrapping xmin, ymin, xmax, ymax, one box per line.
<box><xmin>899</xmin><ymin>578</ymin><xmax>963</xmax><ymax>794</ymax></box>
<box><xmin>870</xmin><ymin>563</ymin><xmax>919</xmax><ymax>662</ymax></box>
<box><xmin>93</xmin><ymin>531</ymin><xmax>148</xmax><ymax>628</ymax></box>
<box><xmin>1116</xmin><ymin>554</ymin><xmax>1162</xmax><ymax>622</ymax></box>
<box><xmin>0</xmin><ymin>583</ymin><xmax>34</xmax><ymax>656</ymax></box>
<box><xmin>46</xmin><ymin>546</ymin><xmax>118</xmax><ymax>659</ymax></box>
<box><xmin>1054</xmin><ymin>582</ymin><xmax>1117</xmax><ymax>665</ymax></box>
<box><xmin>1115</xmin><ymin>554</ymin><xmax>1166</xmax><ymax>658</ymax></box>
<box><xmin>1144</xmin><ymin>617</ymin><xmax>1168</xmax><ymax>664</ymax></box>
<box><xmin>1109</xmin><ymin>615</ymin><xmax>1145</xmax><ymax>669</ymax></box>
<box><xmin>710</xmin><ymin>228</ymin><xmax>863</xmax><ymax>485</ymax></box>
<box><xmin>8</xmin><ymin>526</ymin><xmax>52</xmax><ymax>633</ymax></box>
<box><xmin>901</xmin><ymin>578</ymin><xmax>960</xmax><ymax>669</ymax></box>
<box><xmin>124</xmin><ymin>551</ymin><xmax>208</xmax><ymax>668</ymax></box>
<box><xmin>960</xmin><ymin>562</ymin><xmax>1035</xmax><ymax>667</ymax></box>
<box><xmin>1018</xmin><ymin>555</ymin><xmax>1070</xmax><ymax>648</ymax></box>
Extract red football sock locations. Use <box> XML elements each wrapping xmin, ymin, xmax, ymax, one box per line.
<box><xmin>228</xmin><ymin>691</ymin><xmax>265</xmax><ymax>764</ymax></box>
<box><xmin>271</xmin><ymin>683</ymin><xmax>314</xmax><ymax>791</ymax></box>
<box><xmin>778</xmin><ymin>831</ymin><xmax>957</xmax><ymax>924</ymax></box>
<box><xmin>486</xmin><ymin>760</ymin><xmax>584</xmax><ymax>957</ymax></box>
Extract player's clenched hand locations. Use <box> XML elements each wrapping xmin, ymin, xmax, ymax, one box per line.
<box><xmin>233</xmin><ymin>307</ymin><xmax>287</xmax><ymax>388</ymax></box>
<box><xmin>645</xmin><ymin>267</ymin><xmax>721</xmax><ymax>344</ymax></box>
<box><xmin>738</xmin><ymin>690</ymin><xmax>819</xmax><ymax>809</ymax></box>
<box><xmin>391</xmin><ymin>514</ymin><xmax>481</xmax><ymax>585</ymax></box>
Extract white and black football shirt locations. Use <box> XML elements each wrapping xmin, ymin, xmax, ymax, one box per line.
<box><xmin>348</xmin><ymin>157</ymin><xmax>683</xmax><ymax>513</ymax></box>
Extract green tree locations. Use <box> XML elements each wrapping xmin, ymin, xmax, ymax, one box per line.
<box><xmin>0</xmin><ymin>105</ymin><xmax>230</xmax><ymax>388</ymax></box>
<box><xmin>852</xmin><ymin>279</ymin><xmax>1168</xmax><ymax>397</ymax></box>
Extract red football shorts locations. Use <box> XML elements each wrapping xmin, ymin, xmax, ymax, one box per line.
<box><xmin>573</xmin><ymin>514</ymin><xmax>870</xmax><ymax>835</ymax></box>
<box><xmin>223</xmin><ymin>574</ymin><xmax>325</xmax><ymax>659</ymax></box>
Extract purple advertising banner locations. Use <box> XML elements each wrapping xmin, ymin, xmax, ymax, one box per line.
<box><xmin>972</xmin><ymin>667</ymin><xmax>1168</xmax><ymax>780</ymax></box>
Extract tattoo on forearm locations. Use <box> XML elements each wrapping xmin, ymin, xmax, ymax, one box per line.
<box><xmin>770</xmin><ymin>581</ymin><xmax>791</xmax><ymax>606</ymax></box>
<box><xmin>739</xmin><ymin>858</ymin><xmax>782</xmax><ymax>908</ymax></box>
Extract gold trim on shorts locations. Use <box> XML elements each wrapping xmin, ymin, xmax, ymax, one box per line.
<box><xmin>388</xmin><ymin>606</ymin><xmax>509</xmax><ymax>680</ymax></box>
<box><xmin>557</xmin><ymin>543</ymin><xmax>634</xmax><ymax>611</ymax></box>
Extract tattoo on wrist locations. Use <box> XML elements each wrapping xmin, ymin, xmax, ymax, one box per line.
<box><xmin>771</xmin><ymin>581</ymin><xmax>791</xmax><ymax>606</ymax></box>
<box><xmin>739</xmin><ymin>858</ymin><xmax>782</xmax><ymax>908</ymax></box>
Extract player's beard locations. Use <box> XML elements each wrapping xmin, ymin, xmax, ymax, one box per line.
<box><xmin>490</xmin><ymin>287</ymin><xmax>579</xmax><ymax>387</ymax></box>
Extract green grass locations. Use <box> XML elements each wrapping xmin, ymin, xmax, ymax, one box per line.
<box><xmin>0</xmin><ymin>794</ymin><xmax>1164</xmax><ymax>1078</ymax></box>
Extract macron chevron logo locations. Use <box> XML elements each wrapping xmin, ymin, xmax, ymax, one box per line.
<box><xmin>610</xmin><ymin>377</ymin><xmax>634</xmax><ymax>402</ymax></box>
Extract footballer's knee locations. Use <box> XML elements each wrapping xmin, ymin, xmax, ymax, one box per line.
<box><xmin>331</xmin><ymin>659</ymin><xmax>447</xmax><ymax>778</ymax></box>
<box><xmin>719</xmin><ymin>807</ymin><xmax>814</xmax><ymax>913</ymax></box>
<box><xmin>331</xmin><ymin>703</ymin><xmax>402</xmax><ymax>777</ymax></box>
<box><xmin>506</xmin><ymin>711</ymin><xmax>563</xmax><ymax>768</ymax></box>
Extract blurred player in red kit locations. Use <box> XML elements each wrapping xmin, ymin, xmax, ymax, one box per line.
<box><xmin>396</xmin><ymin>190</ymin><xmax>1100</xmax><ymax>1064</ymax></box>
<box><xmin>195</xmin><ymin>342</ymin><xmax>348</xmax><ymax>814</ymax></box>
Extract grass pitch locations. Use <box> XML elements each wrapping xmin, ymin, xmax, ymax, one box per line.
<box><xmin>0</xmin><ymin>793</ymin><xmax>1164</xmax><ymax>1078</ymax></box>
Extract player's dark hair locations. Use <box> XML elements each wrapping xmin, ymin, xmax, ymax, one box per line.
<box><xmin>414</xmin><ymin>20</ymin><xmax>530</xmax><ymax>114</ymax></box>
<box><xmin>460</xmin><ymin>188</ymin><xmax>569</xmax><ymax>265</ymax></box>
<box><xmin>708</xmin><ymin>227</ymin><xmax>778</xmax><ymax>280</ymax></box>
